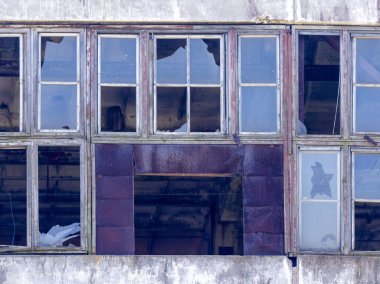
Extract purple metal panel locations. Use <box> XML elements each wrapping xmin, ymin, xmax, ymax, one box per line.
<box><xmin>243</xmin><ymin>232</ymin><xmax>284</xmax><ymax>255</ymax></box>
<box><xmin>95</xmin><ymin>144</ymin><xmax>134</xmax><ymax>176</ymax></box>
<box><xmin>244</xmin><ymin>206</ymin><xmax>284</xmax><ymax>234</ymax></box>
<box><xmin>96</xmin><ymin>227</ymin><xmax>135</xmax><ymax>255</ymax></box>
<box><xmin>243</xmin><ymin>176</ymin><xmax>283</xmax><ymax>207</ymax></box>
<box><xmin>134</xmin><ymin>144</ymin><xmax>243</xmax><ymax>175</ymax></box>
<box><xmin>243</xmin><ymin>145</ymin><xmax>283</xmax><ymax>177</ymax></box>
<box><xmin>96</xmin><ymin>199</ymin><xmax>134</xmax><ymax>227</ymax></box>
<box><xmin>96</xmin><ymin>176</ymin><xmax>133</xmax><ymax>199</ymax></box>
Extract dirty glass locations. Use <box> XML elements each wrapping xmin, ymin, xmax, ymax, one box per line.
<box><xmin>190</xmin><ymin>38</ymin><xmax>220</xmax><ymax>84</ymax></box>
<box><xmin>0</xmin><ymin>37</ymin><xmax>20</xmax><ymax>132</ymax></box>
<box><xmin>356</xmin><ymin>38</ymin><xmax>380</xmax><ymax>84</ymax></box>
<box><xmin>41</xmin><ymin>36</ymin><xmax>77</xmax><ymax>82</ymax></box>
<box><xmin>40</xmin><ymin>84</ymin><xmax>77</xmax><ymax>130</ymax></box>
<box><xmin>241</xmin><ymin>37</ymin><xmax>277</xmax><ymax>83</ymax></box>
<box><xmin>355</xmin><ymin>87</ymin><xmax>380</xmax><ymax>132</ymax></box>
<box><xmin>134</xmin><ymin>176</ymin><xmax>243</xmax><ymax>255</ymax></box>
<box><xmin>156</xmin><ymin>87</ymin><xmax>187</xmax><ymax>132</ymax></box>
<box><xmin>100</xmin><ymin>86</ymin><xmax>136</xmax><ymax>132</ymax></box>
<box><xmin>355</xmin><ymin>202</ymin><xmax>380</xmax><ymax>251</ymax></box>
<box><xmin>156</xmin><ymin>39</ymin><xmax>187</xmax><ymax>84</ymax></box>
<box><xmin>301</xmin><ymin>203</ymin><xmax>339</xmax><ymax>250</ymax></box>
<box><xmin>0</xmin><ymin>149</ymin><xmax>27</xmax><ymax>246</ymax></box>
<box><xmin>354</xmin><ymin>153</ymin><xmax>380</xmax><ymax>200</ymax></box>
<box><xmin>298</xmin><ymin>35</ymin><xmax>340</xmax><ymax>135</ymax></box>
<box><xmin>38</xmin><ymin>146</ymin><xmax>80</xmax><ymax>248</ymax></box>
<box><xmin>299</xmin><ymin>151</ymin><xmax>340</xmax><ymax>251</ymax></box>
<box><xmin>190</xmin><ymin>87</ymin><xmax>220</xmax><ymax>132</ymax></box>
<box><xmin>241</xmin><ymin>87</ymin><xmax>277</xmax><ymax>132</ymax></box>
<box><xmin>101</xmin><ymin>37</ymin><xmax>136</xmax><ymax>84</ymax></box>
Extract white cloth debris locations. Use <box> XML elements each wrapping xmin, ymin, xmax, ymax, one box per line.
<box><xmin>38</xmin><ymin>222</ymin><xmax>80</xmax><ymax>247</ymax></box>
<box><xmin>298</xmin><ymin>120</ymin><xmax>307</xmax><ymax>135</ymax></box>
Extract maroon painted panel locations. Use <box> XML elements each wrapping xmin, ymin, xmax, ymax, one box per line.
<box><xmin>244</xmin><ymin>206</ymin><xmax>284</xmax><ymax>234</ymax></box>
<box><xmin>96</xmin><ymin>199</ymin><xmax>133</xmax><ymax>227</ymax></box>
<box><xmin>134</xmin><ymin>144</ymin><xmax>243</xmax><ymax>175</ymax></box>
<box><xmin>96</xmin><ymin>175</ymin><xmax>133</xmax><ymax>199</ymax></box>
<box><xmin>243</xmin><ymin>145</ymin><xmax>283</xmax><ymax>177</ymax></box>
<box><xmin>96</xmin><ymin>226</ymin><xmax>134</xmax><ymax>255</ymax></box>
<box><xmin>243</xmin><ymin>176</ymin><xmax>283</xmax><ymax>207</ymax></box>
<box><xmin>243</xmin><ymin>232</ymin><xmax>284</xmax><ymax>255</ymax></box>
<box><xmin>95</xmin><ymin>144</ymin><xmax>134</xmax><ymax>176</ymax></box>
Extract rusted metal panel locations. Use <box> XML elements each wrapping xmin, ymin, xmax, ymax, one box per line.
<box><xmin>96</xmin><ymin>176</ymin><xmax>133</xmax><ymax>199</ymax></box>
<box><xmin>96</xmin><ymin>199</ymin><xmax>133</xmax><ymax>227</ymax></box>
<box><xmin>95</xmin><ymin>144</ymin><xmax>134</xmax><ymax>176</ymax></box>
<box><xmin>134</xmin><ymin>144</ymin><xmax>243</xmax><ymax>175</ymax></box>
<box><xmin>96</xmin><ymin>226</ymin><xmax>134</xmax><ymax>255</ymax></box>
<box><xmin>244</xmin><ymin>206</ymin><xmax>284</xmax><ymax>234</ymax></box>
<box><xmin>243</xmin><ymin>144</ymin><xmax>283</xmax><ymax>177</ymax></box>
<box><xmin>244</xmin><ymin>232</ymin><xmax>284</xmax><ymax>255</ymax></box>
<box><xmin>243</xmin><ymin>176</ymin><xmax>283</xmax><ymax>207</ymax></box>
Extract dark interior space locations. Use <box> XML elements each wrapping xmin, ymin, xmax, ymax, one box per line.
<box><xmin>298</xmin><ymin>35</ymin><xmax>340</xmax><ymax>135</ymax></box>
<box><xmin>355</xmin><ymin>202</ymin><xmax>380</xmax><ymax>251</ymax></box>
<box><xmin>0</xmin><ymin>149</ymin><xmax>26</xmax><ymax>246</ymax></box>
<box><xmin>134</xmin><ymin>176</ymin><xmax>243</xmax><ymax>255</ymax></box>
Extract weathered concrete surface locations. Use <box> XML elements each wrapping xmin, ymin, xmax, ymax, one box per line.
<box><xmin>0</xmin><ymin>255</ymin><xmax>291</xmax><ymax>284</ymax></box>
<box><xmin>299</xmin><ymin>255</ymin><xmax>380</xmax><ymax>284</ymax></box>
<box><xmin>0</xmin><ymin>0</ymin><xmax>378</xmax><ymax>25</ymax></box>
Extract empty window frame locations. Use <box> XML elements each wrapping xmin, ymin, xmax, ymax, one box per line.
<box><xmin>238</xmin><ymin>35</ymin><xmax>280</xmax><ymax>133</ymax></box>
<box><xmin>352</xmin><ymin>150</ymin><xmax>380</xmax><ymax>251</ymax></box>
<box><xmin>352</xmin><ymin>36</ymin><xmax>380</xmax><ymax>133</ymax></box>
<box><xmin>134</xmin><ymin>176</ymin><xmax>243</xmax><ymax>255</ymax></box>
<box><xmin>153</xmin><ymin>35</ymin><xmax>224</xmax><ymax>134</ymax></box>
<box><xmin>0</xmin><ymin>35</ymin><xmax>24</xmax><ymax>133</ymax></box>
<box><xmin>98</xmin><ymin>35</ymin><xmax>139</xmax><ymax>133</ymax></box>
<box><xmin>37</xmin><ymin>145</ymin><xmax>84</xmax><ymax>250</ymax></box>
<box><xmin>298</xmin><ymin>148</ymin><xmax>341</xmax><ymax>251</ymax></box>
<box><xmin>0</xmin><ymin>148</ymin><xmax>28</xmax><ymax>248</ymax></box>
<box><xmin>297</xmin><ymin>34</ymin><xmax>341</xmax><ymax>135</ymax></box>
<box><xmin>0</xmin><ymin>144</ymin><xmax>86</xmax><ymax>252</ymax></box>
<box><xmin>38</xmin><ymin>33</ymin><xmax>81</xmax><ymax>132</ymax></box>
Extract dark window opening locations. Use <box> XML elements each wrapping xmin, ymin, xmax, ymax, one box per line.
<box><xmin>0</xmin><ymin>37</ymin><xmax>20</xmax><ymax>132</ymax></box>
<box><xmin>355</xmin><ymin>202</ymin><xmax>380</xmax><ymax>251</ymax></box>
<box><xmin>298</xmin><ymin>35</ymin><xmax>340</xmax><ymax>135</ymax></box>
<box><xmin>134</xmin><ymin>176</ymin><xmax>243</xmax><ymax>255</ymax></box>
<box><xmin>38</xmin><ymin>146</ymin><xmax>81</xmax><ymax>247</ymax></box>
<box><xmin>0</xmin><ymin>149</ymin><xmax>27</xmax><ymax>246</ymax></box>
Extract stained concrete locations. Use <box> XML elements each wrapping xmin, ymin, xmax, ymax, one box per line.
<box><xmin>0</xmin><ymin>0</ymin><xmax>378</xmax><ymax>25</ymax></box>
<box><xmin>0</xmin><ymin>255</ymin><xmax>291</xmax><ymax>284</ymax></box>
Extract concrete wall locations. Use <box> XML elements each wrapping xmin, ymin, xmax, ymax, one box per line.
<box><xmin>0</xmin><ymin>0</ymin><xmax>378</xmax><ymax>25</ymax></box>
<box><xmin>0</xmin><ymin>256</ymin><xmax>291</xmax><ymax>284</ymax></box>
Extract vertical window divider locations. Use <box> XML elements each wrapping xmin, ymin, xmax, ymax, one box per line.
<box><xmin>186</xmin><ymin>37</ymin><xmax>191</xmax><ymax>133</ymax></box>
<box><xmin>30</xmin><ymin>142</ymin><xmax>38</xmax><ymax>249</ymax></box>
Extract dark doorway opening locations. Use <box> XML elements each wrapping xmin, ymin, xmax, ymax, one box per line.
<box><xmin>134</xmin><ymin>176</ymin><xmax>243</xmax><ymax>255</ymax></box>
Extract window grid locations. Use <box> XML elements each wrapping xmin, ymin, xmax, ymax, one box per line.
<box><xmin>153</xmin><ymin>35</ymin><xmax>224</xmax><ymax>134</ymax></box>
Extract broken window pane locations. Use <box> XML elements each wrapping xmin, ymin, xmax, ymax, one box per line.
<box><xmin>0</xmin><ymin>37</ymin><xmax>21</xmax><ymax>132</ymax></box>
<box><xmin>356</xmin><ymin>38</ymin><xmax>380</xmax><ymax>84</ymax></box>
<box><xmin>100</xmin><ymin>37</ymin><xmax>136</xmax><ymax>84</ymax></box>
<box><xmin>190</xmin><ymin>87</ymin><xmax>220</xmax><ymax>132</ymax></box>
<box><xmin>38</xmin><ymin>146</ymin><xmax>80</xmax><ymax>248</ymax></box>
<box><xmin>355</xmin><ymin>202</ymin><xmax>380</xmax><ymax>251</ymax></box>
<box><xmin>298</xmin><ymin>35</ymin><xmax>340</xmax><ymax>135</ymax></box>
<box><xmin>156</xmin><ymin>87</ymin><xmax>187</xmax><ymax>132</ymax></box>
<box><xmin>190</xmin><ymin>38</ymin><xmax>220</xmax><ymax>84</ymax></box>
<box><xmin>156</xmin><ymin>39</ymin><xmax>187</xmax><ymax>84</ymax></box>
<box><xmin>355</xmin><ymin>87</ymin><xmax>380</xmax><ymax>132</ymax></box>
<box><xmin>299</xmin><ymin>151</ymin><xmax>340</xmax><ymax>251</ymax></box>
<box><xmin>241</xmin><ymin>37</ymin><xmax>277</xmax><ymax>84</ymax></box>
<box><xmin>0</xmin><ymin>149</ymin><xmax>27</xmax><ymax>246</ymax></box>
<box><xmin>241</xmin><ymin>86</ymin><xmax>277</xmax><ymax>132</ymax></box>
<box><xmin>101</xmin><ymin>86</ymin><xmax>136</xmax><ymax>132</ymax></box>
<box><xmin>40</xmin><ymin>84</ymin><xmax>77</xmax><ymax>130</ymax></box>
<box><xmin>134</xmin><ymin>176</ymin><xmax>243</xmax><ymax>255</ymax></box>
<box><xmin>41</xmin><ymin>36</ymin><xmax>77</xmax><ymax>82</ymax></box>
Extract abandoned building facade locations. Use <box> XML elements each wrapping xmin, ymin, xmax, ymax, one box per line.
<box><xmin>1</xmin><ymin>0</ymin><xmax>380</xmax><ymax>283</ymax></box>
